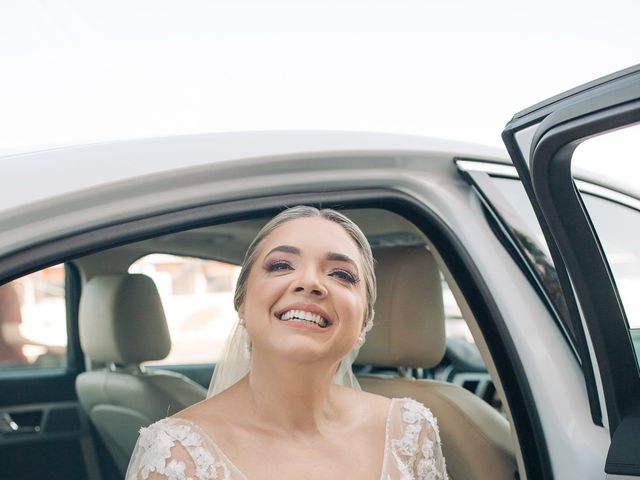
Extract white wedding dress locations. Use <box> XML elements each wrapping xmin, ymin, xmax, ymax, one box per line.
<box><xmin>126</xmin><ymin>397</ymin><xmax>448</xmax><ymax>480</ymax></box>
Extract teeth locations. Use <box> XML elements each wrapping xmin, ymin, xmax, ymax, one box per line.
<box><xmin>280</xmin><ymin>309</ymin><xmax>328</xmax><ymax>328</ymax></box>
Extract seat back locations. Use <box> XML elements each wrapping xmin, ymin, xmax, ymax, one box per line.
<box><xmin>76</xmin><ymin>274</ymin><xmax>206</xmax><ymax>474</ymax></box>
<box><xmin>357</xmin><ymin>247</ymin><xmax>518</xmax><ymax>480</ymax></box>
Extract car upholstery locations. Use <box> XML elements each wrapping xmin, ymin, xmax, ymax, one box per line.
<box><xmin>75</xmin><ymin>274</ymin><xmax>207</xmax><ymax>475</ymax></box>
<box><xmin>357</xmin><ymin>246</ymin><xmax>518</xmax><ymax>480</ymax></box>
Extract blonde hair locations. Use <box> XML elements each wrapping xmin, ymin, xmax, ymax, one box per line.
<box><xmin>233</xmin><ymin>206</ymin><xmax>376</xmax><ymax>328</ymax></box>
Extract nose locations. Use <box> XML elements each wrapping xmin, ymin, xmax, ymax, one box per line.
<box><xmin>293</xmin><ymin>266</ymin><xmax>327</xmax><ymax>297</ymax></box>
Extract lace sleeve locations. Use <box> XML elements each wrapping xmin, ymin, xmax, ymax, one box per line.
<box><xmin>125</xmin><ymin>418</ymin><xmax>232</xmax><ymax>480</ymax></box>
<box><xmin>413</xmin><ymin>401</ymin><xmax>448</xmax><ymax>480</ymax></box>
<box><xmin>390</xmin><ymin>398</ymin><xmax>449</xmax><ymax>480</ymax></box>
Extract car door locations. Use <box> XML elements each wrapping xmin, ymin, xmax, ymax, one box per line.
<box><xmin>0</xmin><ymin>264</ymin><xmax>103</xmax><ymax>479</ymax></box>
<box><xmin>502</xmin><ymin>65</ymin><xmax>640</xmax><ymax>478</ymax></box>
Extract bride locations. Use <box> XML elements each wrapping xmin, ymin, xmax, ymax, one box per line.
<box><xmin>126</xmin><ymin>206</ymin><xmax>448</xmax><ymax>480</ymax></box>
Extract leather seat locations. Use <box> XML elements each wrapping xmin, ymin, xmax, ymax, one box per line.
<box><xmin>76</xmin><ymin>274</ymin><xmax>206</xmax><ymax>475</ymax></box>
<box><xmin>357</xmin><ymin>247</ymin><xmax>518</xmax><ymax>480</ymax></box>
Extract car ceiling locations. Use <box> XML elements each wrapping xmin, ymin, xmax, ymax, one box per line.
<box><xmin>75</xmin><ymin>208</ymin><xmax>427</xmax><ymax>276</ymax></box>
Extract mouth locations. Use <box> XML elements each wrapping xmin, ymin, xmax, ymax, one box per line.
<box><xmin>275</xmin><ymin>306</ymin><xmax>333</xmax><ymax>329</ymax></box>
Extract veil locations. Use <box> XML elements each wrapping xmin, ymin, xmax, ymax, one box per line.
<box><xmin>207</xmin><ymin>316</ymin><xmax>373</xmax><ymax>398</ymax></box>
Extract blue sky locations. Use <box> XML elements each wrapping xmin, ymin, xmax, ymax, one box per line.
<box><xmin>1</xmin><ymin>0</ymin><xmax>638</xmax><ymax>156</ymax></box>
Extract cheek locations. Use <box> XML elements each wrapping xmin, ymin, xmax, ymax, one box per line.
<box><xmin>242</xmin><ymin>273</ymin><xmax>285</xmax><ymax>319</ymax></box>
<box><xmin>343</xmin><ymin>290</ymin><xmax>367</xmax><ymax>328</ymax></box>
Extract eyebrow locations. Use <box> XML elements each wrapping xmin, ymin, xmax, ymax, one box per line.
<box><xmin>326</xmin><ymin>252</ymin><xmax>359</xmax><ymax>271</ymax></box>
<box><xmin>265</xmin><ymin>245</ymin><xmax>359</xmax><ymax>271</ymax></box>
<box><xmin>266</xmin><ymin>245</ymin><xmax>301</xmax><ymax>256</ymax></box>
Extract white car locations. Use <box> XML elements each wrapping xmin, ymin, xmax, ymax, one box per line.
<box><xmin>0</xmin><ymin>65</ymin><xmax>638</xmax><ymax>480</ymax></box>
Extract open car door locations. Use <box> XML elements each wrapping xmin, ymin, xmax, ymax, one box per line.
<box><xmin>503</xmin><ymin>65</ymin><xmax>640</xmax><ymax>478</ymax></box>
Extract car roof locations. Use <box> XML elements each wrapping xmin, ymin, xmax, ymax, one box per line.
<box><xmin>1</xmin><ymin>130</ymin><xmax>507</xmax><ymax>215</ymax></box>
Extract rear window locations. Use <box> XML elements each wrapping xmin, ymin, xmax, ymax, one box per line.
<box><xmin>129</xmin><ymin>254</ymin><xmax>240</xmax><ymax>365</ymax></box>
<box><xmin>0</xmin><ymin>264</ymin><xmax>67</xmax><ymax>370</ymax></box>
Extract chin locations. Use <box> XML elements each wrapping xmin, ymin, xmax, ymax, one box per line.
<box><xmin>254</xmin><ymin>338</ymin><xmax>336</xmax><ymax>365</ymax></box>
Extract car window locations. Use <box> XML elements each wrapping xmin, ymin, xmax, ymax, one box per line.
<box><xmin>128</xmin><ymin>254</ymin><xmax>240</xmax><ymax>365</ymax></box>
<box><xmin>571</xmin><ymin>124</ymin><xmax>640</xmax><ymax>366</ymax></box>
<box><xmin>488</xmin><ymin>177</ymin><xmax>548</xmax><ymax>255</ymax></box>
<box><xmin>580</xmin><ymin>193</ymin><xmax>640</xmax><ymax>344</ymax></box>
<box><xmin>438</xmin><ymin>277</ymin><xmax>503</xmax><ymax>410</ymax></box>
<box><xmin>0</xmin><ymin>264</ymin><xmax>67</xmax><ymax>371</ymax></box>
<box><xmin>442</xmin><ymin>276</ymin><xmax>471</xmax><ymax>341</ymax></box>
<box><xmin>488</xmin><ymin>176</ymin><xmax>571</xmax><ymax>327</ymax></box>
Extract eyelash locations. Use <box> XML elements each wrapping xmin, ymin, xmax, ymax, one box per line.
<box><xmin>264</xmin><ymin>260</ymin><xmax>360</xmax><ymax>285</ymax></box>
<box><xmin>330</xmin><ymin>269</ymin><xmax>360</xmax><ymax>285</ymax></box>
<box><xmin>265</xmin><ymin>260</ymin><xmax>293</xmax><ymax>272</ymax></box>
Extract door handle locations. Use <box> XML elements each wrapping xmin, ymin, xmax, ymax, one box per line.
<box><xmin>0</xmin><ymin>412</ymin><xmax>40</xmax><ymax>435</ymax></box>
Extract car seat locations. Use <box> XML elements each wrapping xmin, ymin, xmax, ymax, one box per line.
<box><xmin>75</xmin><ymin>274</ymin><xmax>206</xmax><ymax>475</ymax></box>
<box><xmin>357</xmin><ymin>246</ymin><xmax>518</xmax><ymax>480</ymax></box>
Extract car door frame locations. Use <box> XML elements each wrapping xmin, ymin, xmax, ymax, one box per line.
<box><xmin>1</xmin><ymin>187</ymin><xmax>554</xmax><ymax>479</ymax></box>
<box><xmin>502</xmin><ymin>65</ymin><xmax>640</xmax><ymax>476</ymax></box>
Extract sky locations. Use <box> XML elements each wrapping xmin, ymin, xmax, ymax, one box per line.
<box><xmin>0</xmin><ymin>0</ymin><xmax>638</xmax><ymax>158</ymax></box>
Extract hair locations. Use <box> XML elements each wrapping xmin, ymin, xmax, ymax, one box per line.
<box><xmin>233</xmin><ymin>206</ymin><xmax>376</xmax><ymax>329</ymax></box>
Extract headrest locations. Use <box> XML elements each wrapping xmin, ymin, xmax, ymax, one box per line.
<box><xmin>79</xmin><ymin>274</ymin><xmax>171</xmax><ymax>365</ymax></box>
<box><xmin>356</xmin><ymin>246</ymin><xmax>446</xmax><ymax>369</ymax></box>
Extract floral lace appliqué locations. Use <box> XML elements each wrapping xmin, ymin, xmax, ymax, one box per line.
<box><xmin>128</xmin><ymin>419</ymin><xmax>231</xmax><ymax>480</ymax></box>
<box><xmin>390</xmin><ymin>399</ymin><xmax>448</xmax><ymax>480</ymax></box>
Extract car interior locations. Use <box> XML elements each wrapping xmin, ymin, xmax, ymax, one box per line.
<box><xmin>1</xmin><ymin>207</ymin><xmax>519</xmax><ymax>480</ymax></box>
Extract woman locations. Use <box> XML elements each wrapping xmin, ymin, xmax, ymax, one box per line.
<box><xmin>126</xmin><ymin>206</ymin><xmax>448</xmax><ymax>480</ymax></box>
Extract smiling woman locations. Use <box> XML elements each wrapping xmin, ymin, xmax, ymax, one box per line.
<box><xmin>210</xmin><ymin>206</ymin><xmax>377</xmax><ymax>397</ymax></box>
<box><xmin>125</xmin><ymin>206</ymin><xmax>448</xmax><ymax>480</ymax></box>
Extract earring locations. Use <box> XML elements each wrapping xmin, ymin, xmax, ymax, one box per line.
<box><xmin>356</xmin><ymin>334</ymin><xmax>365</xmax><ymax>348</ymax></box>
<box><xmin>239</xmin><ymin>318</ymin><xmax>246</xmax><ymax>327</ymax></box>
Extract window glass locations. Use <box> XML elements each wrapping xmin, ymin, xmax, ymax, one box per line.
<box><xmin>441</xmin><ymin>277</ymin><xmax>472</xmax><ymax>342</ymax></box>
<box><xmin>488</xmin><ymin>177</ymin><xmax>549</xmax><ymax>256</ymax></box>
<box><xmin>580</xmin><ymin>193</ymin><xmax>640</xmax><ymax>330</ymax></box>
<box><xmin>0</xmin><ymin>265</ymin><xmax>67</xmax><ymax>370</ymax></box>
<box><xmin>129</xmin><ymin>254</ymin><xmax>240</xmax><ymax>365</ymax></box>
<box><xmin>439</xmin><ymin>275</ymin><xmax>503</xmax><ymax>411</ymax></box>
<box><xmin>572</xmin><ymin>123</ymin><xmax>640</xmax><ymax>365</ymax></box>
<box><xmin>489</xmin><ymin>176</ymin><xmax>570</xmax><ymax>328</ymax></box>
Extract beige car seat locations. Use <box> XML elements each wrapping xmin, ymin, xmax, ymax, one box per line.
<box><xmin>357</xmin><ymin>247</ymin><xmax>518</xmax><ymax>480</ymax></box>
<box><xmin>75</xmin><ymin>274</ymin><xmax>206</xmax><ymax>475</ymax></box>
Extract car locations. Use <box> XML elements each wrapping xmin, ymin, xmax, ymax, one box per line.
<box><xmin>0</xmin><ymin>65</ymin><xmax>639</xmax><ymax>480</ymax></box>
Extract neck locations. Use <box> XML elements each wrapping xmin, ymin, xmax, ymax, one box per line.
<box><xmin>240</xmin><ymin>349</ymin><xmax>343</xmax><ymax>434</ymax></box>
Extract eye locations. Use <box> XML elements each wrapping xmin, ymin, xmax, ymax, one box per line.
<box><xmin>330</xmin><ymin>269</ymin><xmax>359</xmax><ymax>285</ymax></box>
<box><xmin>265</xmin><ymin>259</ymin><xmax>293</xmax><ymax>273</ymax></box>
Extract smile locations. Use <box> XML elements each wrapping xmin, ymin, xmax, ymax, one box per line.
<box><xmin>276</xmin><ymin>308</ymin><xmax>331</xmax><ymax>329</ymax></box>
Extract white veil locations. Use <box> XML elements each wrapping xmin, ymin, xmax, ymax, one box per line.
<box><xmin>207</xmin><ymin>317</ymin><xmax>373</xmax><ymax>398</ymax></box>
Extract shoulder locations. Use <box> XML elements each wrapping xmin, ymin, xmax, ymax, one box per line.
<box><xmin>393</xmin><ymin>397</ymin><xmax>441</xmax><ymax>435</ymax></box>
<box><xmin>127</xmin><ymin>418</ymin><xmax>217</xmax><ymax>480</ymax></box>
<box><xmin>333</xmin><ymin>385</ymin><xmax>392</xmax><ymax>422</ymax></box>
<box><xmin>335</xmin><ymin>384</ymin><xmax>391</xmax><ymax>408</ymax></box>
<box><xmin>176</xmin><ymin>385</ymin><xmax>238</xmax><ymax>426</ymax></box>
<box><xmin>132</xmin><ymin>418</ymin><xmax>204</xmax><ymax>465</ymax></box>
<box><xmin>387</xmin><ymin>398</ymin><xmax>449</xmax><ymax>480</ymax></box>
<box><xmin>137</xmin><ymin>417</ymin><xmax>200</xmax><ymax>446</ymax></box>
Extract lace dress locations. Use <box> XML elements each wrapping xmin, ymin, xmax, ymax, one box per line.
<box><xmin>126</xmin><ymin>397</ymin><xmax>448</xmax><ymax>480</ymax></box>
